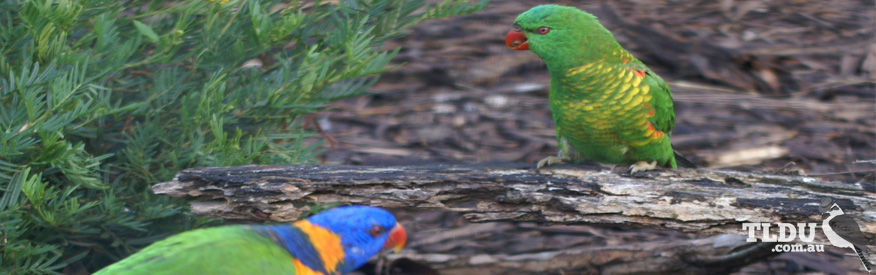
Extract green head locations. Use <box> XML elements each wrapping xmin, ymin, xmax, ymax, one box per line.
<box><xmin>506</xmin><ymin>5</ymin><xmax>621</xmax><ymax>70</ymax></box>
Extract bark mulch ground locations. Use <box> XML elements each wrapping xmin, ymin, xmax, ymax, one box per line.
<box><xmin>312</xmin><ymin>1</ymin><xmax>874</xmax><ymax>273</ymax></box>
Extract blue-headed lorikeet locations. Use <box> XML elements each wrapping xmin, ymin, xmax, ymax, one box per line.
<box><xmin>94</xmin><ymin>205</ymin><xmax>406</xmax><ymax>274</ymax></box>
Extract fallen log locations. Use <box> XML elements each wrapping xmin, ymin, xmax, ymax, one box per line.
<box><xmin>153</xmin><ymin>163</ymin><xmax>874</xmax><ymax>233</ymax></box>
<box><xmin>152</xmin><ymin>163</ymin><xmax>875</xmax><ymax>274</ymax></box>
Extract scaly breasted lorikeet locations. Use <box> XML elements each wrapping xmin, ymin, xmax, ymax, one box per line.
<box><xmin>506</xmin><ymin>5</ymin><xmax>678</xmax><ymax>172</ymax></box>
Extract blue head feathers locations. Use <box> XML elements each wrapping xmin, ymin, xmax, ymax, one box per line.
<box><xmin>256</xmin><ymin>205</ymin><xmax>406</xmax><ymax>274</ymax></box>
<box><xmin>306</xmin><ymin>206</ymin><xmax>405</xmax><ymax>273</ymax></box>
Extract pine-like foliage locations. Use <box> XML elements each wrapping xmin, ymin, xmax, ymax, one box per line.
<box><xmin>0</xmin><ymin>0</ymin><xmax>487</xmax><ymax>273</ymax></box>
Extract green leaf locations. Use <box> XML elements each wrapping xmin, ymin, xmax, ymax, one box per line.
<box><xmin>0</xmin><ymin>0</ymin><xmax>487</xmax><ymax>273</ymax></box>
<box><xmin>0</xmin><ymin>167</ymin><xmax>30</xmax><ymax>211</ymax></box>
<box><xmin>132</xmin><ymin>20</ymin><xmax>159</xmax><ymax>43</ymax></box>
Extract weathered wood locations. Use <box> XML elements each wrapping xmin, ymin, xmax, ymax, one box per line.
<box><xmin>152</xmin><ymin>163</ymin><xmax>875</xmax><ymax>235</ymax></box>
<box><xmin>152</xmin><ymin>163</ymin><xmax>875</xmax><ymax>273</ymax></box>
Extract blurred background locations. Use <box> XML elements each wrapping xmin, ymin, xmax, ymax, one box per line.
<box><xmin>310</xmin><ymin>0</ymin><xmax>874</xmax><ymax>273</ymax></box>
<box><xmin>317</xmin><ymin>0</ymin><xmax>874</xmax><ymax>183</ymax></box>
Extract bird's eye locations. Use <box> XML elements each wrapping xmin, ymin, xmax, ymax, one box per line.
<box><xmin>369</xmin><ymin>225</ymin><xmax>385</xmax><ymax>237</ymax></box>
<box><xmin>536</xmin><ymin>27</ymin><xmax>550</xmax><ymax>34</ymax></box>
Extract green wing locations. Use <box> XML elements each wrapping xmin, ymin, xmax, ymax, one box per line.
<box><xmin>95</xmin><ymin>226</ymin><xmax>297</xmax><ymax>275</ymax></box>
<box><xmin>637</xmin><ymin>63</ymin><xmax>678</xmax><ymax>168</ymax></box>
<box><xmin>641</xmin><ymin>66</ymin><xmax>675</xmax><ymax>135</ymax></box>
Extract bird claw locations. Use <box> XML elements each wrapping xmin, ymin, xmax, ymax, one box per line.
<box><xmin>629</xmin><ymin>161</ymin><xmax>658</xmax><ymax>174</ymax></box>
<box><xmin>536</xmin><ymin>156</ymin><xmax>566</xmax><ymax>169</ymax></box>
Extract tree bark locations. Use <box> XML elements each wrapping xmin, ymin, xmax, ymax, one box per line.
<box><xmin>152</xmin><ymin>163</ymin><xmax>875</xmax><ymax>274</ymax></box>
<box><xmin>153</xmin><ymin>163</ymin><xmax>874</xmax><ymax>233</ymax></box>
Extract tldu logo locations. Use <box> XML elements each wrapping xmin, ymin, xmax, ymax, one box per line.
<box><xmin>741</xmin><ymin>199</ymin><xmax>873</xmax><ymax>272</ymax></box>
<box><xmin>742</xmin><ymin>222</ymin><xmax>818</xmax><ymax>244</ymax></box>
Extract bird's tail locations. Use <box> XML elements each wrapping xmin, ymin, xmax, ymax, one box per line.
<box><xmin>673</xmin><ymin>151</ymin><xmax>697</xmax><ymax>168</ymax></box>
<box><xmin>852</xmin><ymin>245</ymin><xmax>873</xmax><ymax>273</ymax></box>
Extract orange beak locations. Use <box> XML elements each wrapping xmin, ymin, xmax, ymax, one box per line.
<box><xmin>505</xmin><ymin>29</ymin><xmax>529</xmax><ymax>50</ymax></box>
<box><xmin>382</xmin><ymin>223</ymin><xmax>406</xmax><ymax>253</ymax></box>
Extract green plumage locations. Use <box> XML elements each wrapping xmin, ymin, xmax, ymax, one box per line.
<box><xmin>511</xmin><ymin>5</ymin><xmax>677</xmax><ymax>170</ymax></box>
<box><xmin>94</xmin><ymin>225</ymin><xmax>297</xmax><ymax>274</ymax></box>
<box><xmin>95</xmin><ymin>205</ymin><xmax>405</xmax><ymax>275</ymax></box>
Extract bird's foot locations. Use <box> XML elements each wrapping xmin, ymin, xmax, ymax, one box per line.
<box><xmin>536</xmin><ymin>156</ymin><xmax>567</xmax><ymax>169</ymax></box>
<box><xmin>629</xmin><ymin>160</ymin><xmax>658</xmax><ymax>174</ymax></box>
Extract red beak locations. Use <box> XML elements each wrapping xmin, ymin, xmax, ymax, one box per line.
<box><xmin>382</xmin><ymin>223</ymin><xmax>406</xmax><ymax>253</ymax></box>
<box><xmin>505</xmin><ymin>29</ymin><xmax>529</xmax><ymax>50</ymax></box>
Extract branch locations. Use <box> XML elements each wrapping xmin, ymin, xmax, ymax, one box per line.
<box><xmin>153</xmin><ymin>163</ymin><xmax>875</xmax><ymax>273</ymax></box>
<box><xmin>152</xmin><ymin>163</ymin><xmax>875</xmax><ymax>235</ymax></box>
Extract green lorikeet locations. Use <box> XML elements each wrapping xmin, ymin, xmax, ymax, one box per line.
<box><xmin>94</xmin><ymin>206</ymin><xmax>406</xmax><ymax>275</ymax></box>
<box><xmin>505</xmin><ymin>5</ymin><xmax>678</xmax><ymax>172</ymax></box>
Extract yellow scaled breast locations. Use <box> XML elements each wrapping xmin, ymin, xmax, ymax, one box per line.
<box><xmin>558</xmin><ymin>62</ymin><xmax>660</xmax><ymax>147</ymax></box>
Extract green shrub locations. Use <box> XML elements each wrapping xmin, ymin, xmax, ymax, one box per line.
<box><xmin>0</xmin><ymin>0</ymin><xmax>486</xmax><ymax>273</ymax></box>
